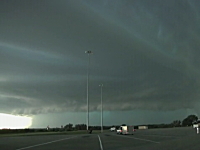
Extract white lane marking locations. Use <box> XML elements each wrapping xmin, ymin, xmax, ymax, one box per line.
<box><xmin>16</xmin><ymin>136</ymin><xmax>78</xmax><ymax>150</ymax></box>
<box><xmin>114</xmin><ymin>134</ymin><xmax>160</xmax><ymax>144</ymax></box>
<box><xmin>98</xmin><ymin>135</ymin><xmax>103</xmax><ymax>150</ymax></box>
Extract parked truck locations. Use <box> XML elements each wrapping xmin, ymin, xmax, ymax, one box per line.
<box><xmin>117</xmin><ymin>125</ymin><xmax>134</xmax><ymax>135</ymax></box>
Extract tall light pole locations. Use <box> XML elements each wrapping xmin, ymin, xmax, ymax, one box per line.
<box><xmin>85</xmin><ymin>51</ymin><xmax>92</xmax><ymax>131</ymax></box>
<box><xmin>99</xmin><ymin>84</ymin><xmax>103</xmax><ymax>133</ymax></box>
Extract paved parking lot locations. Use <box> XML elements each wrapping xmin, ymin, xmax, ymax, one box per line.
<box><xmin>0</xmin><ymin>127</ymin><xmax>200</xmax><ymax>150</ymax></box>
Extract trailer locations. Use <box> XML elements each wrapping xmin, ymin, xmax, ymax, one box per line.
<box><xmin>193</xmin><ymin>120</ymin><xmax>200</xmax><ymax>128</ymax></box>
<box><xmin>117</xmin><ymin>125</ymin><xmax>134</xmax><ymax>135</ymax></box>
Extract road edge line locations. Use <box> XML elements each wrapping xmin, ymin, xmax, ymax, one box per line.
<box><xmin>16</xmin><ymin>136</ymin><xmax>78</xmax><ymax>150</ymax></box>
<box><xmin>98</xmin><ymin>135</ymin><xmax>103</xmax><ymax>150</ymax></box>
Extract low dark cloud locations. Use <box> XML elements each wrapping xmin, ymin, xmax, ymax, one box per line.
<box><xmin>0</xmin><ymin>0</ymin><xmax>200</xmax><ymax>117</ymax></box>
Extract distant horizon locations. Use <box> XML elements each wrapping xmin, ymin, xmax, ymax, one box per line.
<box><xmin>1</xmin><ymin>109</ymin><xmax>197</xmax><ymax>129</ymax></box>
<box><xmin>1</xmin><ymin>0</ymin><xmax>200</xmax><ymax>130</ymax></box>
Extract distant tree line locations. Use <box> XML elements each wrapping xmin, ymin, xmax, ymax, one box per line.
<box><xmin>58</xmin><ymin>114</ymin><xmax>199</xmax><ymax>131</ymax></box>
<box><xmin>63</xmin><ymin>123</ymin><xmax>113</xmax><ymax>131</ymax></box>
<box><xmin>0</xmin><ymin>115</ymin><xmax>198</xmax><ymax>134</ymax></box>
<box><xmin>140</xmin><ymin>114</ymin><xmax>198</xmax><ymax>129</ymax></box>
<box><xmin>182</xmin><ymin>115</ymin><xmax>198</xmax><ymax>126</ymax></box>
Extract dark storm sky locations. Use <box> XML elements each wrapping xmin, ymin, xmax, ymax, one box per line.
<box><xmin>1</xmin><ymin>0</ymin><xmax>200</xmax><ymax>121</ymax></box>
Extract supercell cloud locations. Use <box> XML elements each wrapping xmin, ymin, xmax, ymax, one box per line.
<box><xmin>0</xmin><ymin>0</ymin><xmax>200</xmax><ymax>116</ymax></box>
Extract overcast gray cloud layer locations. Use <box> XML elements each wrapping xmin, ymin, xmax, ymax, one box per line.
<box><xmin>1</xmin><ymin>0</ymin><xmax>200</xmax><ymax>116</ymax></box>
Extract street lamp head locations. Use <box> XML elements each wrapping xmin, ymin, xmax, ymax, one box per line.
<box><xmin>85</xmin><ymin>51</ymin><xmax>92</xmax><ymax>54</ymax></box>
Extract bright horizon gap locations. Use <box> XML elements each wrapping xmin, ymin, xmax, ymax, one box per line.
<box><xmin>0</xmin><ymin>113</ymin><xmax>32</xmax><ymax>129</ymax></box>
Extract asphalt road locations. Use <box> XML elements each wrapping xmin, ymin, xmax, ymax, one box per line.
<box><xmin>1</xmin><ymin>127</ymin><xmax>200</xmax><ymax>150</ymax></box>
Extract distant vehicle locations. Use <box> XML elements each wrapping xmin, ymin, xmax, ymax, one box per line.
<box><xmin>110</xmin><ymin>127</ymin><xmax>116</xmax><ymax>131</ymax></box>
<box><xmin>117</xmin><ymin>128</ymin><xmax>122</xmax><ymax>134</ymax></box>
<box><xmin>193</xmin><ymin>120</ymin><xmax>200</xmax><ymax>128</ymax></box>
<box><xmin>117</xmin><ymin>125</ymin><xmax>134</xmax><ymax>135</ymax></box>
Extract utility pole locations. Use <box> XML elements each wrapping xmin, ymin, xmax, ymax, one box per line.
<box><xmin>99</xmin><ymin>84</ymin><xmax>103</xmax><ymax>133</ymax></box>
<box><xmin>85</xmin><ymin>51</ymin><xmax>92</xmax><ymax>130</ymax></box>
